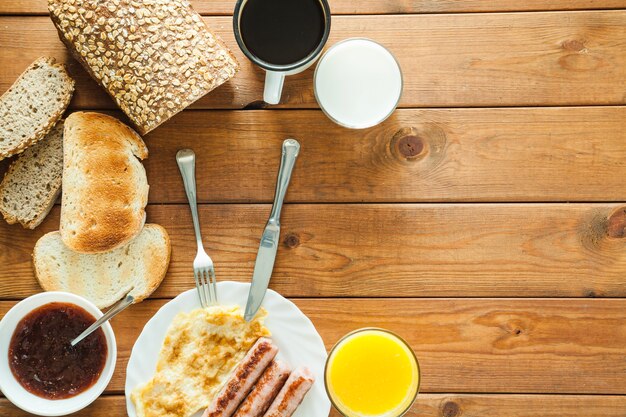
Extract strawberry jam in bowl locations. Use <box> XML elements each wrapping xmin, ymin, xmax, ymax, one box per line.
<box><xmin>0</xmin><ymin>291</ymin><xmax>116</xmax><ymax>416</ymax></box>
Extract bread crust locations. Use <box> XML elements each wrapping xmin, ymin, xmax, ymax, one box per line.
<box><xmin>33</xmin><ymin>224</ymin><xmax>171</xmax><ymax>308</ymax></box>
<box><xmin>0</xmin><ymin>56</ymin><xmax>74</xmax><ymax>160</ymax></box>
<box><xmin>131</xmin><ymin>224</ymin><xmax>172</xmax><ymax>303</ymax></box>
<box><xmin>60</xmin><ymin>112</ymin><xmax>149</xmax><ymax>254</ymax></box>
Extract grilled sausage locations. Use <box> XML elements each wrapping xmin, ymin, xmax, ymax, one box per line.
<box><xmin>204</xmin><ymin>337</ymin><xmax>278</xmax><ymax>417</ymax></box>
<box><xmin>262</xmin><ymin>367</ymin><xmax>315</xmax><ymax>417</ymax></box>
<box><xmin>233</xmin><ymin>360</ymin><xmax>291</xmax><ymax>417</ymax></box>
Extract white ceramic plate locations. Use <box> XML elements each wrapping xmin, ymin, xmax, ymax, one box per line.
<box><xmin>125</xmin><ymin>281</ymin><xmax>330</xmax><ymax>417</ymax></box>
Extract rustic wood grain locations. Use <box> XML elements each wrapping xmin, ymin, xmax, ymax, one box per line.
<box><xmin>1</xmin><ymin>12</ymin><xmax>625</xmax><ymax>109</ymax></box>
<box><xmin>3</xmin><ymin>394</ymin><xmax>626</xmax><ymax>417</ymax></box>
<box><xmin>1</xmin><ymin>204</ymin><xmax>625</xmax><ymax>299</ymax></box>
<box><xmin>3</xmin><ymin>0</ymin><xmax>626</xmax><ymax>15</ymax></box>
<box><xmin>2</xmin><ymin>298</ymin><xmax>624</xmax><ymax>394</ymax></box>
<box><xmin>1</xmin><ymin>2</ymin><xmax>625</xmax><ymax>414</ymax></box>
<box><xmin>140</xmin><ymin>107</ymin><xmax>626</xmax><ymax>203</ymax></box>
<box><xmin>3</xmin><ymin>107</ymin><xmax>626</xmax><ymax>204</ymax></box>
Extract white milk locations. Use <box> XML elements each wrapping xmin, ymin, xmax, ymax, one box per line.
<box><xmin>314</xmin><ymin>38</ymin><xmax>403</xmax><ymax>129</ymax></box>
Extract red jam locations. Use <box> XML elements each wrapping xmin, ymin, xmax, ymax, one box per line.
<box><xmin>8</xmin><ymin>302</ymin><xmax>107</xmax><ymax>399</ymax></box>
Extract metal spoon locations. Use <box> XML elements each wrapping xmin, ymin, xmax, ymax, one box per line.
<box><xmin>71</xmin><ymin>294</ymin><xmax>134</xmax><ymax>347</ymax></box>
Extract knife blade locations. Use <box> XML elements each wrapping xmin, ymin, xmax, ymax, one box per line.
<box><xmin>245</xmin><ymin>139</ymin><xmax>300</xmax><ymax>321</ymax></box>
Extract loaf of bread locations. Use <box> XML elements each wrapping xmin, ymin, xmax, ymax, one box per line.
<box><xmin>48</xmin><ymin>0</ymin><xmax>239</xmax><ymax>134</ymax></box>
<box><xmin>0</xmin><ymin>121</ymin><xmax>64</xmax><ymax>229</ymax></box>
<box><xmin>60</xmin><ymin>112</ymin><xmax>149</xmax><ymax>254</ymax></box>
<box><xmin>34</xmin><ymin>224</ymin><xmax>171</xmax><ymax>308</ymax></box>
<box><xmin>0</xmin><ymin>57</ymin><xmax>74</xmax><ymax>160</ymax></box>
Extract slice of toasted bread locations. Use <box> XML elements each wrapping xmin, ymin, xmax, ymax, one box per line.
<box><xmin>60</xmin><ymin>112</ymin><xmax>149</xmax><ymax>254</ymax></box>
<box><xmin>0</xmin><ymin>121</ymin><xmax>64</xmax><ymax>229</ymax></box>
<box><xmin>0</xmin><ymin>57</ymin><xmax>74</xmax><ymax>160</ymax></box>
<box><xmin>33</xmin><ymin>224</ymin><xmax>171</xmax><ymax>308</ymax></box>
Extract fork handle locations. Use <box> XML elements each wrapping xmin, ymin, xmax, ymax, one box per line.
<box><xmin>176</xmin><ymin>149</ymin><xmax>203</xmax><ymax>247</ymax></box>
<box><xmin>269</xmin><ymin>139</ymin><xmax>300</xmax><ymax>224</ymax></box>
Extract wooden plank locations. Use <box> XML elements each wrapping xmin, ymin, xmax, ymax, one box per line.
<box><xmin>1</xmin><ymin>204</ymin><xmax>626</xmax><ymax>299</ymax></box>
<box><xmin>138</xmin><ymin>107</ymin><xmax>626</xmax><ymax>203</ymax></box>
<box><xmin>3</xmin><ymin>0</ymin><xmax>626</xmax><ymax>15</ymax></box>
<box><xmin>1</xmin><ymin>299</ymin><xmax>624</xmax><ymax>394</ymax></box>
<box><xmin>3</xmin><ymin>394</ymin><xmax>626</xmax><ymax>417</ymax></box>
<box><xmin>1</xmin><ymin>12</ymin><xmax>625</xmax><ymax>109</ymax></box>
<box><xmin>3</xmin><ymin>107</ymin><xmax>626</xmax><ymax>204</ymax></box>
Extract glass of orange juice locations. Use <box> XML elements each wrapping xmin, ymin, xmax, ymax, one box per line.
<box><xmin>325</xmin><ymin>328</ymin><xmax>419</xmax><ymax>417</ymax></box>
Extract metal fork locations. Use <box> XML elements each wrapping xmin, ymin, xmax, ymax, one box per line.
<box><xmin>176</xmin><ymin>149</ymin><xmax>217</xmax><ymax>307</ymax></box>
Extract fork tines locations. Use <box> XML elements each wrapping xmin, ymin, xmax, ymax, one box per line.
<box><xmin>194</xmin><ymin>267</ymin><xmax>218</xmax><ymax>308</ymax></box>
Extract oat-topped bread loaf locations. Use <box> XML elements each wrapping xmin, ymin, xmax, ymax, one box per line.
<box><xmin>48</xmin><ymin>0</ymin><xmax>239</xmax><ymax>134</ymax></box>
<box><xmin>0</xmin><ymin>121</ymin><xmax>64</xmax><ymax>229</ymax></box>
<box><xmin>61</xmin><ymin>112</ymin><xmax>149</xmax><ymax>254</ymax></box>
<box><xmin>0</xmin><ymin>57</ymin><xmax>74</xmax><ymax>160</ymax></box>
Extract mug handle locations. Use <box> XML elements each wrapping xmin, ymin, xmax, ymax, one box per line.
<box><xmin>264</xmin><ymin>71</ymin><xmax>285</xmax><ymax>105</ymax></box>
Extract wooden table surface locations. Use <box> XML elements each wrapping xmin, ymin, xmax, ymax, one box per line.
<box><xmin>1</xmin><ymin>1</ymin><xmax>626</xmax><ymax>416</ymax></box>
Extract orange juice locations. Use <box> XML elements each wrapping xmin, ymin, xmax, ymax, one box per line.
<box><xmin>325</xmin><ymin>329</ymin><xmax>419</xmax><ymax>417</ymax></box>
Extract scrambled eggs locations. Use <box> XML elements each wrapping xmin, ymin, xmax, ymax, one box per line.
<box><xmin>132</xmin><ymin>305</ymin><xmax>270</xmax><ymax>417</ymax></box>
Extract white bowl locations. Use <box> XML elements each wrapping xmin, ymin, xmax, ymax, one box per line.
<box><xmin>0</xmin><ymin>291</ymin><xmax>117</xmax><ymax>416</ymax></box>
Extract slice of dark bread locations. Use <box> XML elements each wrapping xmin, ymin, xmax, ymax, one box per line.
<box><xmin>0</xmin><ymin>121</ymin><xmax>64</xmax><ymax>229</ymax></box>
<box><xmin>0</xmin><ymin>57</ymin><xmax>74</xmax><ymax>160</ymax></box>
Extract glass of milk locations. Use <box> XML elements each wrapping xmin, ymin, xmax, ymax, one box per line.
<box><xmin>314</xmin><ymin>38</ymin><xmax>403</xmax><ymax>129</ymax></box>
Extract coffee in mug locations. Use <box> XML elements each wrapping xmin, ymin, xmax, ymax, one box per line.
<box><xmin>234</xmin><ymin>0</ymin><xmax>331</xmax><ymax>104</ymax></box>
<box><xmin>240</xmin><ymin>0</ymin><xmax>325</xmax><ymax>65</ymax></box>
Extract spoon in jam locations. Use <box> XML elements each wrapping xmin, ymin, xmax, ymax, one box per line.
<box><xmin>71</xmin><ymin>294</ymin><xmax>134</xmax><ymax>346</ymax></box>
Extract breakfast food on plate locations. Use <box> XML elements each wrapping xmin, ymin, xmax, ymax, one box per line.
<box><xmin>48</xmin><ymin>0</ymin><xmax>239</xmax><ymax>134</ymax></box>
<box><xmin>131</xmin><ymin>304</ymin><xmax>317</xmax><ymax>417</ymax></box>
<box><xmin>0</xmin><ymin>56</ymin><xmax>74</xmax><ymax>160</ymax></box>
<box><xmin>60</xmin><ymin>112</ymin><xmax>148</xmax><ymax>254</ymax></box>
<box><xmin>233</xmin><ymin>360</ymin><xmax>292</xmax><ymax>417</ymax></box>
<box><xmin>132</xmin><ymin>306</ymin><xmax>270</xmax><ymax>417</ymax></box>
<box><xmin>33</xmin><ymin>224</ymin><xmax>171</xmax><ymax>309</ymax></box>
<box><xmin>263</xmin><ymin>367</ymin><xmax>315</xmax><ymax>417</ymax></box>
<box><xmin>0</xmin><ymin>121</ymin><xmax>64</xmax><ymax>228</ymax></box>
<box><xmin>203</xmin><ymin>338</ymin><xmax>278</xmax><ymax>417</ymax></box>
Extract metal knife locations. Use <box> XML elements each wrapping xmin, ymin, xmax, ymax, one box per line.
<box><xmin>245</xmin><ymin>139</ymin><xmax>300</xmax><ymax>321</ymax></box>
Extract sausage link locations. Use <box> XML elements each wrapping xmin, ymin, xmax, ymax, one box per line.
<box><xmin>262</xmin><ymin>367</ymin><xmax>315</xmax><ymax>417</ymax></box>
<box><xmin>233</xmin><ymin>360</ymin><xmax>291</xmax><ymax>417</ymax></box>
<box><xmin>203</xmin><ymin>337</ymin><xmax>278</xmax><ymax>417</ymax></box>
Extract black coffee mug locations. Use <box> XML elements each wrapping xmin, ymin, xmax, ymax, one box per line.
<box><xmin>233</xmin><ymin>0</ymin><xmax>331</xmax><ymax>104</ymax></box>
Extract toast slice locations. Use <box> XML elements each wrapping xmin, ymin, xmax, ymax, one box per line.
<box><xmin>33</xmin><ymin>224</ymin><xmax>171</xmax><ymax>308</ymax></box>
<box><xmin>0</xmin><ymin>57</ymin><xmax>74</xmax><ymax>160</ymax></box>
<box><xmin>60</xmin><ymin>112</ymin><xmax>149</xmax><ymax>254</ymax></box>
<box><xmin>0</xmin><ymin>121</ymin><xmax>64</xmax><ymax>229</ymax></box>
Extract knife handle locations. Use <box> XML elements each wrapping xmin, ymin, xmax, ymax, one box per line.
<box><xmin>269</xmin><ymin>139</ymin><xmax>300</xmax><ymax>224</ymax></box>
